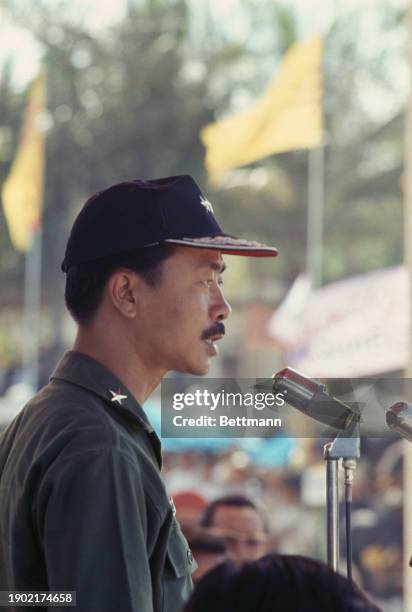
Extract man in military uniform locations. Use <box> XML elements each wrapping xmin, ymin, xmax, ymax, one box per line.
<box><xmin>0</xmin><ymin>175</ymin><xmax>277</xmax><ymax>611</ymax></box>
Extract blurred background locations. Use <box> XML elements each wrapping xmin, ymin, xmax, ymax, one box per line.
<box><xmin>0</xmin><ymin>0</ymin><xmax>409</xmax><ymax>610</ymax></box>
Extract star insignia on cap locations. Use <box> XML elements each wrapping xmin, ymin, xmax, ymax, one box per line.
<box><xmin>109</xmin><ymin>389</ymin><xmax>128</xmax><ymax>405</ymax></box>
<box><xmin>200</xmin><ymin>196</ymin><xmax>214</xmax><ymax>214</ymax></box>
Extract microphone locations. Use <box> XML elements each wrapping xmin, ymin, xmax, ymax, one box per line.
<box><xmin>386</xmin><ymin>402</ymin><xmax>412</xmax><ymax>443</ymax></box>
<box><xmin>272</xmin><ymin>367</ymin><xmax>359</xmax><ymax>430</ymax></box>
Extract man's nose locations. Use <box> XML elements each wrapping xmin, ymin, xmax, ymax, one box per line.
<box><xmin>210</xmin><ymin>284</ymin><xmax>232</xmax><ymax>321</ymax></box>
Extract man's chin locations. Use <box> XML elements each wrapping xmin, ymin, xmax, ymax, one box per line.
<box><xmin>192</xmin><ymin>363</ymin><xmax>210</xmax><ymax>376</ymax></box>
<box><xmin>174</xmin><ymin>360</ymin><xmax>211</xmax><ymax>377</ymax></box>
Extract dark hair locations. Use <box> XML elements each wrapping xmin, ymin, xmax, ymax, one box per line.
<box><xmin>64</xmin><ymin>245</ymin><xmax>175</xmax><ymax>325</ymax></box>
<box><xmin>183</xmin><ymin>554</ymin><xmax>382</xmax><ymax>612</ymax></box>
<box><xmin>200</xmin><ymin>495</ymin><xmax>267</xmax><ymax>532</ymax></box>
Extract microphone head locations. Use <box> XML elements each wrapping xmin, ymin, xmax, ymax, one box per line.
<box><xmin>272</xmin><ymin>367</ymin><xmax>358</xmax><ymax>430</ymax></box>
<box><xmin>386</xmin><ymin>402</ymin><xmax>412</xmax><ymax>443</ymax></box>
<box><xmin>272</xmin><ymin>367</ymin><xmax>322</xmax><ymax>410</ymax></box>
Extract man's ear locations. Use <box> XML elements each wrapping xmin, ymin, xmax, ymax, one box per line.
<box><xmin>107</xmin><ymin>270</ymin><xmax>142</xmax><ymax>319</ymax></box>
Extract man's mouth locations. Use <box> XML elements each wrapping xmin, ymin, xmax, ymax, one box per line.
<box><xmin>202</xmin><ymin>324</ymin><xmax>225</xmax><ymax>343</ymax></box>
<box><xmin>201</xmin><ymin>324</ymin><xmax>225</xmax><ymax>356</ymax></box>
<box><xmin>203</xmin><ymin>338</ymin><xmax>218</xmax><ymax>356</ymax></box>
<box><xmin>202</xmin><ymin>329</ymin><xmax>225</xmax><ymax>356</ymax></box>
<box><xmin>204</xmin><ymin>334</ymin><xmax>224</xmax><ymax>344</ymax></box>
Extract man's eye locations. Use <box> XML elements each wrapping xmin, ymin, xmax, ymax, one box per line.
<box><xmin>200</xmin><ymin>278</ymin><xmax>224</xmax><ymax>287</ymax></box>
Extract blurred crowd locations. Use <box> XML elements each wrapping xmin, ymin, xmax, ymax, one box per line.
<box><xmin>163</xmin><ymin>437</ymin><xmax>403</xmax><ymax>611</ymax></box>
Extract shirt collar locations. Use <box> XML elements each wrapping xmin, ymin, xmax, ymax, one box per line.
<box><xmin>50</xmin><ymin>350</ymin><xmax>155</xmax><ymax>434</ymax></box>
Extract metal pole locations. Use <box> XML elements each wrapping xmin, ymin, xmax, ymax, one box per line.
<box><xmin>324</xmin><ymin>444</ymin><xmax>339</xmax><ymax>571</ymax></box>
<box><xmin>343</xmin><ymin>458</ymin><xmax>357</xmax><ymax>583</ymax></box>
<box><xmin>307</xmin><ymin>145</ymin><xmax>324</xmax><ymax>289</ymax></box>
<box><xmin>22</xmin><ymin>227</ymin><xmax>42</xmax><ymax>391</ymax></box>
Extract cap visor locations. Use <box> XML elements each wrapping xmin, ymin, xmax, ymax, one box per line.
<box><xmin>164</xmin><ymin>236</ymin><xmax>278</xmax><ymax>257</ymax></box>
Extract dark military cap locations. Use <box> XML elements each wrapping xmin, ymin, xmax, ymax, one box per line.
<box><xmin>62</xmin><ymin>175</ymin><xmax>278</xmax><ymax>271</ymax></box>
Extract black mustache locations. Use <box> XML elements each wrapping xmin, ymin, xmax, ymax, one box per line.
<box><xmin>201</xmin><ymin>323</ymin><xmax>225</xmax><ymax>341</ymax></box>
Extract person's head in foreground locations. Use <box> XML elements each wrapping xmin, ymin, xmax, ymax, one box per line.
<box><xmin>200</xmin><ymin>494</ymin><xmax>271</xmax><ymax>563</ymax></box>
<box><xmin>182</xmin><ymin>554</ymin><xmax>382</xmax><ymax>612</ymax></box>
<box><xmin>62</xmin><ymin>175</ymin><xmax>277</xmax><ymax>402</ymax></box>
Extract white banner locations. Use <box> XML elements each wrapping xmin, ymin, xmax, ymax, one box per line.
<box><xmin>267</xmin><ymin>266</ymin><xmax>409</xmax><ymax>377</ymax></box>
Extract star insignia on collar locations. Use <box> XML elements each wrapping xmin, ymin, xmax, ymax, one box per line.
<box><xmin>200</xmin><ymin>195</ymin><xmax>214</xmax><ymax>214</ymax></box>
<box><xmin>109</xmin><ymin>389</ymin><xmax>128</xmax><ymax>405</ymax></box>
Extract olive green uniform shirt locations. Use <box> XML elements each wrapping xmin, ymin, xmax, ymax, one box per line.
<box><xmin>0</xmin><ymin>351</ymin><xmax>195</xmax><ymax>611</ymax></box>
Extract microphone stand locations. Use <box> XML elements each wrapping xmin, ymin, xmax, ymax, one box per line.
<box><xmin>323</xmin><ymin>421</ymin><xmax>360</xmax><ymax>581</ymax></box>
<box><xmin>270</xmin><ymin>367</ymin><xmax>361</xmax><ymax>580</ymax></box>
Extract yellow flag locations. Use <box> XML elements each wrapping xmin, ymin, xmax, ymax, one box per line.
<box><xmin>2</xmin><ymin>73</ymin><xmax>46</xmax><ymax>252</ymax></box>
<box><xmin>201</xmin><ymin>37</ymin><xmax>323</xmax><ymax>178</ymax></box>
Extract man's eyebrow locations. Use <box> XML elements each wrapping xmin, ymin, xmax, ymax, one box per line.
<box><xmin>210</xmin><ymin>261</ymin><xmax>226</xmax><ymax>273</ymax></box>
<box><xmin>199</xmin><ymin>260</ymin><xmax>226</xmax><ymax>273</ymax></box>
